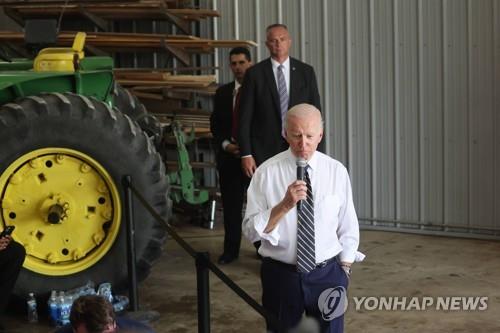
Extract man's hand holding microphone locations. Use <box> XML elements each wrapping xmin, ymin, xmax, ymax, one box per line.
<box><xmin>264</xmin><ymin>159</ymin><xmax>308</xmax><ymax>233</ymax></box>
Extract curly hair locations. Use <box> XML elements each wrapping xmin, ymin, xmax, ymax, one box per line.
<box><xmin>70</xmin><ymin>295</ymin><xmax>116</xmax><ymax>333</ymax></box>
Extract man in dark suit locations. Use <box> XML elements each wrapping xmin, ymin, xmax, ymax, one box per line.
<box><xmin>210</xmin><ymin>47</ymin><xmax>253</xmax><ymax>264</ymax></box>
<box><xmin>238</xmin><ymin>23</ymin><xmax>322</xmax><ymax>178</ymax></box>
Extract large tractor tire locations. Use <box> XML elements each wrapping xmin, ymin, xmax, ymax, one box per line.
<box><xmin>113</xmin><ymin>84</ymin><xmax>163</xmax><ymax>149</ymax></box>
<box><xmin>0</xmin><ymin>92</ymin><xmax>168</xmax><ymax>297</ymax></box>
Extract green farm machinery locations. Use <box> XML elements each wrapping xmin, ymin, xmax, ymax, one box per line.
<box><xmin>0</xmin><ymin>32</ymin><xmax>208</xmax><ymax>298</ymax></box>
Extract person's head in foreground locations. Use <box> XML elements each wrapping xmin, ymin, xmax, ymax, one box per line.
<box><xmin>70</xmin><ymin>295</ymin><xmax>116</xmax><ymax>333</ymax></box>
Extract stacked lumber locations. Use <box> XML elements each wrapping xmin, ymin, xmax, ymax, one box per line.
<box><xmin>115</xmin><ymin>70</ymin><xmax>216</xmax><ymax>88</ymax></box>
<box><xmin>60</xmin><ymin>32</ymin><xmax>257</xmax><ymax>53</ymax></box>
<box><xmin>131</xmin><ymin>84</ymin><xmax>217</xmax><ymax>99</ymax></box>
<box><xmin>0</xmin><ymin>31</ymin><xmax>257</xmax><ymax>65</ymax></box>
<box><xmin>1</xmin><ymin>0</ymin><xmax>218</xmax><ymax>22</ymax></box>
<box><xmin>156</xmin><ymin>110</ymin><xmax>212</xmax><ymax>137</ymax></box>
<box><xmin>112</xmin><ymin>69</ymin><xmax>217</xmax><ymax>136</ymax></box>
<box><xmin>0</xmin><ymin>0</ymin><xmax>142</xmax><ymax>4</ymax></box>
<box><xmin>147</xmin><ymin>103</ymin><xmax>213</xmax><ymax>137</ymax></box>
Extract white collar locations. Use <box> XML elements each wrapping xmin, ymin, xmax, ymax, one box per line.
<box><xmin>270</xmin><ymin>57</ymin><xmax>290</xmax><ymax>71</ymax></box>
<box><xmin>285</xmin><ymin>148</ymin><xmax>319</xmax><ymax>175</ymax></box>
<box><xmin>234</xmin><ymin>80</ymin><xmax>242</xmax><ymax>91</ymax></box>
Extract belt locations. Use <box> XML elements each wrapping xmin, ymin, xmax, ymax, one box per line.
<box><xmin>263</xmin><ymin>256</ymin><xmax>337</xmax><ymax>272</ymax></box>
<box><xmin>316</xmin><ymin>256</ymin><xmax>338</xmax><ymax>268</ymax></box>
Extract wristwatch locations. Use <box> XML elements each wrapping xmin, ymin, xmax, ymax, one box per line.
<box><xmin>341</xmin><ymin>264</ymin><xmax>352</xmax><ymax>277</ymax></box>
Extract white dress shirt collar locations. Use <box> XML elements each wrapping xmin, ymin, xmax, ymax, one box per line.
<box><xmin>284</xmin><ymin>148</ymin><xmax>319</xmax><ymax>177</ymax></box>
<box><xmin>270</xmin><ymin>56</ymin><xmax>290</xmax><ymax>71</ymax></box>
<box><xmin>270</xmin><ymin>57</ymin><xmax>290</xmax><ymax>94</ymax></box>
<box><xmin>234</xmin><ymin>80</ymin><xmax>242</xmax><ymax>93</ymax></box>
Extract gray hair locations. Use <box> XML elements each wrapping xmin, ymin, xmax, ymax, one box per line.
<box><xmin>284</xmin><ymin>103</ymin><xmax>324</xmax><ymax>130</ymax></box>
<box><xmin>266</xmin><ymin>23</ymin><xmax>289</xmax><ymax>34</ymax></box>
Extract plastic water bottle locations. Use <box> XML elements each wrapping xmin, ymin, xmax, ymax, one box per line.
<box><xmin>56</xmin><ymin>291</ymin><xmax>65</xmax><ymax>326</ymax></box>
<box><xmin>112</xmin><ymin>295</ymin><xmax>129</xmax><ymax>313</ymax></box>
<box><xmin>97</xmin><ymin>282</ymin><xmax>113</xmax><ymax>303</ymax></box>
<box><xmin>27</xmin><ymin>292</ymin><xmax>38</xmax><ymax>323</ymax></box>
<box><xmin>48</xmin><ymin>290</ymin><xmax>58</xmax><ymax>326</ymax></box>
<box><xmin>66</xmin><ymin>280</ymin><xmax>96</xmax><ymax>298</ymax></box>
<box><xmin>60</xmin><ymin>293</ymin><xmax>72</xmax><ymax>326</ymax></box>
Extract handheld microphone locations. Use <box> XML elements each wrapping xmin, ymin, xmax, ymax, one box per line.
<box><xmin>296</xmin><ymin>158</ymin><xmax>307</xmax><ymax>211</ymax></box>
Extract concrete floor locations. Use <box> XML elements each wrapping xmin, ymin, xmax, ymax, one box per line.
<box><xmin>3</xmin><ymin>215</ymin><xmax>500</xmax><ymax>332</ymax></box>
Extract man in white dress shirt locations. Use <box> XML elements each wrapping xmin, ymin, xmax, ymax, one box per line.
<box><xmin>243</xmin><ymin>104</ymin><xmax>359</xmax><ymax>332</ymax></box>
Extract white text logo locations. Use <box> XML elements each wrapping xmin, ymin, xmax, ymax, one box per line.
<box><xmin>352</xmin><ymin>296</ymin><xmax>488</xmax><ymax>311</ymax></box>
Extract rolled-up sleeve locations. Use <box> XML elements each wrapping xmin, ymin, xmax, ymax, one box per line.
<box><xmin>242</xmin><ymin>171</ymin><xmax>281</xmax><ymax>245</ymax></box>
<box><xmin>336</xmin><ymin>167</ymin><xmax>360</xmax><ymax>263</ymax></box>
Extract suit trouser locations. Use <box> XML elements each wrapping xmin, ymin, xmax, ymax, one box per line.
<box><xmin>0</xmin><ymin>240</ymin><xmax>26</xmax><ymax>314</ymax></box>
<box><xmin>217</xmin><ymin>155</ymin><xmax>248</xmax><ymax>257</ymax></box>
<box><xmin>261</xmin><ymin>257</ymin><xmax>349</xmax><ymax>333</ymax></box>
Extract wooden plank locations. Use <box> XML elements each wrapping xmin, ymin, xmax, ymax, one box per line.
<box><xmin>131</xmin><ymin>85</ymin><xmax>217</xmax><ymax>95</ymax></box>
<box><xmin>0</xmin><ymin>31</ymin><xmax>256</xmax><ymax>66</ymax></box>
<box><xmin>114</xmin><ymin>71</ymin><xmax>170</xmax><ymax>81</ymax></box>
<box><xmin>131</xmin><ymin>91</ymin><xmax>164</xmax><ymax>100</ymax></box>
<box><xmin>0</xmin><ymin>0</ymin><xmax>141</xmax><ymax>4</ymax></box>
<box><xmin>117</xmin><ymin>79</ymin><xmax>213</xmax><ymax>87</ymax></box>
<box><xmin>0</xmin><ymin>31</ymin><xmax>258</xmax><ymax>50</ymax></box>
<box><xmin>1</xmin><ymin>2</ymin><xmax>220</xmax><ymax>21</ymax></box>
<box><xmin>114</xmin><ymin>65</ymin><xmax>219</xmax><ymax>73</ymax></box>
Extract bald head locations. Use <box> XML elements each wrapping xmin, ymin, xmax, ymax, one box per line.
<box><xmin>284</xmin><ymin>104</ymin><xmax>323</xmax><ymax>160</ymax></box>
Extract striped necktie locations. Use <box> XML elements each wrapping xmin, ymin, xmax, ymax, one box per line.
<box><xmin>297</xmin><ymin>166</ymin><xmax>315</xmax><ymax>273</ymax></box>
<box><xmin>277</xmin><ymin>64</ymin><xmax>289</xmax><ymax>135</ymax></box>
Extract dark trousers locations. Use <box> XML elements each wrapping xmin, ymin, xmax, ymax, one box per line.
<box><xmin>217</xmin><ymin>154</ymin><xmax>248</xmax><ymax>257</ymax></box>
<box><xmin>0</xmin><ymin>240</ymin><xmax>26</xmax><ymax>314</ymax></box>
<box><xmin>261</xmin><ymin>258</ymin><xmax>349</xmax><ymax>333</ymax></box>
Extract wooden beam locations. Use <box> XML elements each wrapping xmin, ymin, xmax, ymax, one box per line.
<box><xmin>164</xmin><ymin>11</ymin><xmax>190</xmax><ymax>35</ymax></box>
<box><xmin>163</xmin><ymin>43</ymin><xmax>190</xmax><ymax>66</ymax></box>
<box><xmin>0</xmin><ymin>2</ymin><xmax>220</xmax><ymax>22</ymax></box>
<box><xmin>0</xmin><ymin>31</ymin><xmax>255</xmax><ymax>73</ymax></box>
<box><xmin>84</xmin><ymin>44</ymin><xmax>109</xmax><ymax>56</ymax></box>
<box><xmin>3</xmin><ymin>6</ymin><xmax>24</xmax><ymax>27</ymax></box>
<box><xmin>4</xmin><ymin>41</ymin><xmax>29</xmax><ymax>57</ymax></box>
<box><xmin>78</xmin><ymin>4</ymin><xmax>109</xmax><ymax>31</ymax></box>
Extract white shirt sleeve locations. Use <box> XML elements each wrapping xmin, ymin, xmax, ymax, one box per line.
<box><xmin>336</xmin><ymin>167</ymin><xmax>360</xmax><ymax>263</ymax></box>
<box><xmin>242</xmin><ymin>171</ymin><xmax>281</xmax><ymax>245</ymax></box>
<box><xmin>221</xmin><ymin>139</ymin><xmax>231</xmax><ymax>151</ymax></box>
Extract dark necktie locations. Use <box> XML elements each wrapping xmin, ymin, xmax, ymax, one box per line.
<box><xmin>297</xmin><ymin>166</ymin><xmax>315</xmax><ymax>273</ymax></box>
<box><xmin>231</xmin><ymin>87</ymin><xmax>241</xmax><ymax>141</ymax></box>
<box><xmin>277</xmin><ymin>65</ymin><xmax>289</xmax><ymax>136</ymax></box>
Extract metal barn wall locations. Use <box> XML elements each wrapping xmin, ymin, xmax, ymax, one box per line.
<box><xmin>211</xmin><ymin>0</ymin><xmax>500</xmax><ymax>239</ymax></box>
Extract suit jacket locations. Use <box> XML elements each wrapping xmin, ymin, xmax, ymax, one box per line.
<box><xmin>238</xmin><ymin>57</ymin><xmax>321</xmax><ymax>165</ymax></box>
<box><xmin>210</xmin><ymin>81</ymin><xmax>236</xmax><ymax>167</ymax></box>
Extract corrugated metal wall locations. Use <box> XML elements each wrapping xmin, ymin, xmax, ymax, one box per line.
<box><xmin>211</xmin><ymin>0</ymin><xmax>500</xmax><ymax>239</ymax></box>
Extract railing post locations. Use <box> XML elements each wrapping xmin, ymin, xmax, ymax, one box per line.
<box><xmin>123</xmin><ymin>175</ymin><xmax>139</xmax><ymax>312</ymax></box>
<box><xmin>196</xmin><ymin>252</ymin><xmax>210</xmax><ymax>333</ymax></box>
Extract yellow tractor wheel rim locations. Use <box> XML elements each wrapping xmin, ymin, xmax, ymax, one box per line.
<box><xmin>0</xmin><ymin>148</ymin><xmax>121</xmax><ymax>276</ymax></box>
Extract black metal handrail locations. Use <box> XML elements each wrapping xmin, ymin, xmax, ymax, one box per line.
<box><xmin>122</xmin><ymin>176</ymin><xmax>285</xmax><ymax>333</ymax></box>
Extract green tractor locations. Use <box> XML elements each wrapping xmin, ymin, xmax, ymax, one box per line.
<box><xmin>0</xmin><ymin>32</ymin><xmax>169</xmax><ymax>298</ymax></box>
